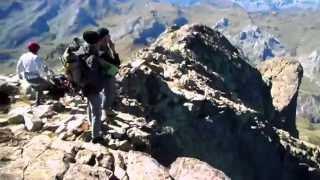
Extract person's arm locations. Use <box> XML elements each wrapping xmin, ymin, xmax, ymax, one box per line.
<box><xmin>107</xmin><ymin>38</ymin><xmax>121</xmax><ymax>66</ymax></box>
<box><xmin>16</xmin><ymin>58</ymin><xmax>24</xmax><ymax>79</ymax></box>
<box><xmin>36</xmin><ymin>57</ymin><xmax>52</xmax><ymax>79</ymax></box>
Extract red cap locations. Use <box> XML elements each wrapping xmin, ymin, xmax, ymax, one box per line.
<box><xmin>27</xmin><ymin>42</ymin><xmax>40</xmax><ymax>54</ymax></box>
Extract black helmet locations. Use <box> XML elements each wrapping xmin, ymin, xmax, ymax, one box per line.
<box><xmin>83</xmin><ymin>30</ymin><xmax>100</xmax><ymax>45</ymax></box>
<box><xmin>97</xmin><ymin>27</ymin><xmax>110</xmax><ymax>39</ymax></box>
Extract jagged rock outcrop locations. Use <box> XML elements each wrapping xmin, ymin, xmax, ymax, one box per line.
<box><xmin>114</xmin><ymin>24</ymin><xmax>318</xmax><ymax>180</ymax></box>
<box><xmin>259</xmin><ymin>57</ymin><xmax>303</xmax><ymax>137</ymax></box>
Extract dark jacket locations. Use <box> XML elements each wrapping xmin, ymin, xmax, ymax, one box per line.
<box><xmin>76</xmin><ymin>44</ymin><xmax>104</xmax><ymax>95</ymax></box>
<box><xmin>99</xmin><ymin>47</ymin><xmax>121</xmax><ymax>67</ymax></box>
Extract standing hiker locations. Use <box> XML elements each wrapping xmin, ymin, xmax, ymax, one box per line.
<box><xmin>16</xmin><ymin>42</ymin><xmax>55</xmax><ymax>105</ymax></box>
<box><xmin>97</xmin><ymin>27</ymin><xmax>121</xmax><ymax>121</ymax></box>
<box><xmin>77</xmin><ymin>31</ymin><xmax>105</xmax><ymax>144</ymax></box>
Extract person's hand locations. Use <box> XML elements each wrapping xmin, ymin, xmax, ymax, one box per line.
<box><xmin>107</xmin><ymin>38</ymin><xmax>115</xmax><ymax>52</ymax></box>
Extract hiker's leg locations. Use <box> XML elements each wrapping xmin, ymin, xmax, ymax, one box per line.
<box><xmin>87</xmin><ymin>93</ymin><xmax>102</xmax><ymax>139</ymax></box>
<box><xmin>87</xmin><ymin>100</ymin><xmax>92</xmax><ymax>126</ymax></box>
<box><xmin>35</xmin><ymin>90</ymin><xmax>43</xmax><ymax>106</ymax></box>
<box><xmin>30</xmin><ymin>77</ymin><xmax>53</xmax><ymax>105</ymax></box>
<box><xmin>102</xmin><ymin>77</ymin><xmax>115</xmax><ymax>110</ymax></box>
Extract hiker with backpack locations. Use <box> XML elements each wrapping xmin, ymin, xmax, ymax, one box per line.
<box><xmin>97</xmin><ymin>27</ymin><xmax>120</xmax><ymax>121</ymax></box>
<box><xmin>74</xmin><ymin>30</ymin><xmax>105</xmax><ymax>144</ymax></box>
<box><xmin>16</xmin><ymin>42</ymin><xmax>55</xmax><ymax>105</ymax></box>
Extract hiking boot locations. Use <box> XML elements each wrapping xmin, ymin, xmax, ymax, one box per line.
<box><xmin>106</xmin><ymin>110</ymin><xmax>117</xmax><ymax>117</ymax></box>
<box><xmin>101</xmin><ymin>110</ymin><xmax>107</xmax><ymax>122</ymax></box>
<box><xmin>92</xmin><ymin>137</ymin><xmax>108</xmax><ymax>146</ymax></box>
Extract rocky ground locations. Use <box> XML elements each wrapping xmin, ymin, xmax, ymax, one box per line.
<box><xmin>1</xmin><ymin>24</ymin><xmax>320</xmax><ymax>180</ymax></box>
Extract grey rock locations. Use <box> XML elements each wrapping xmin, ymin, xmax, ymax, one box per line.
<box><xmin>22</xmin><ymin>135</ymin><xmax>52</xmax><ymax>162</ymax></box>
<box><xmin>108</xmin><ymin>124</ymin><xmax>127</xmax><ymax>139</ymax></box>
<box><xmin>6</xmin><ymin>107</ymin><xmax>30</xmax><ymax>125</ymax></box>
<box><xmin>127</xmin><ymin>127</ymin><xmax>151</xmax><ymax>147</ymax></box>
<box><xmin>75</xmin><ymin>149</ymin><xmax>95</xmax><ymax>165</ymax></box>
<box><xmin>6</xmin><ymin>114</ymin><xmax>24</xmax><ymax>125</ymax></box>
<box><xmin>169</xmin><ymin>157</ymin><xmax>230</xmax><ymax>180</ymax></box>
<box><xmin>51</xmin><ymin>101</ymin><xmax>66</xmax><ymax>112</ymax></box>
<box><xmin>0</xmin><ymin>128</ymin><xmax>14</xmax><ymax>143</ymax></box>
<box><xmin>51</xmin><ymin>139</ymin><xmax>80</xmax><ymax>154</ymax></box>
<box><xmin>114</xmin><ymin>166</ymin><xmax>129</xmax><ymax>180</ymax></box>
<box><xmin>126</xmin><ymin>151</ymin><xmax>171</xmax><ymax>180</ymax></box>
<box><xmin>24</xmin><ymin>149</ymin><xmax>68</xmax><ymax>180</ymax></box>
<box><xmin>64</xmin><ymin>163</ymin><xmax>113</xmax><ymax>180</ymax></box>
<box><xmin>23</xmin><ymin>113</ymin><xmax>43</xmax><ymax>132</ymax></box>
<box><xmin>97</xmin><ymin>152</ymin><xmax>115</xmax><ymax>171</ymax></box>
<box><xmin>32</xmin><ymin>105</ymin><xmax>57</xmax><ymax>119</ymax></box>
<box><xmin>66</xmin><ymin>115</ymin><xmax>86</xmax><ymax>133</ymax></box>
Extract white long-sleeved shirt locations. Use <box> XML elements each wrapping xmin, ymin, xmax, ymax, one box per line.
<box><xmin>16</xmin><ymin>52</ymin><xmax>49</xmax><ymax>80</ymax></box>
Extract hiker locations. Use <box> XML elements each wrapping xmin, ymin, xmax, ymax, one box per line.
<box><xmin>97</xmin><ymin>27</ymin><xmax>120</xmax><ymax>120</ymax></box>
<box><xmin>16</xmin><ymin>42</ymin><xmax>55</xmax><ymax>105</ymax></box>
<box><xmin>77</xmin><ymin>30</ymin><xmax>105</xmax><ymax>144</ymax></box>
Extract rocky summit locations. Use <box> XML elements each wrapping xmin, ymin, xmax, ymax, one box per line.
<box><xmin>0</xmin><ymin>24</ymin><xmax>319</xmax><ymax>180</ymax></box>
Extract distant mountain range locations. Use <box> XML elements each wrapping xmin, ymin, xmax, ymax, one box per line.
<box><xmin>232</xmin><ymin>0</ymin><xmax>320</xmax><ymax>12</ymax></box>
<box><xmin>0</xmin><ymin>0</ymin><xmax>319</xmax><ymax>50</ymax></box>
<box><xmin>1</xmin><ymin>0</ymin><xmax>320</xmax><ymax>68</ymax></box>
<box><xmin>157</xmin><ymin>0</ymin><xmax>320</xmax><ymax>11</ymax></box>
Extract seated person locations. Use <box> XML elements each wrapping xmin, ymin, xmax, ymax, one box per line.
<box><xmin>16</xmin><ymin>42</ymin><xmax>55</xmax><ymax>105</ymax></box>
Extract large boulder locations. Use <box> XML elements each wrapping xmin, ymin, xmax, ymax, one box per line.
<box><xmin>24</xmin><ymin>150</ymin><xmax>68</xmax><ymax>180</ymax></box>
<box><xmin>169</xmin><ymin>157</ymin><xmax>230</xmax><ymax>180</ymax></box>
<box><xmin>63</xmin><ymin>163</ymin><xmax>113</xmax><ymax>180</ymax></box>
<box><xmin>126</xmin><ymin>151</ymin><xmax>172</xmax><ymax>180</ymax></box>
<box><xmin>0</xmin><ymin>76</ymin><xmax>19</xmax><ymax>109</ymax></box>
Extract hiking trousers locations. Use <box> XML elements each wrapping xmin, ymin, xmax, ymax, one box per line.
<box><xmin>26</xmin><ymin>76</ymin><xmax>53</xmax><ymax>105</ymax></box>
<box><xmin>87</xmin><ymin>93</ymin><xmax>102</xmax><ymax>139</ymax></box>
<box><xmin>102</xmin><ymin>76</ymin><xmax>115</xmax><ymax>111</ymax></box>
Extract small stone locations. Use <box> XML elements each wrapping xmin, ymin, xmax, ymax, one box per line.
<box><xmin>97</xmin><ymin>153</ymin><xmax>115</xmax><ymax>171</ymax></box>
<box><xmin>63</xmin><ymin>163</ymin><xmax>113</xmax><ymax>180</ymax></box>
<box><xmin>51</xmin><ymin>101</ymin><xmax>66</xmax><ymax>112</ymax></box>
<box><xmin>58</xmin><ymin>132</ymin><xmax>68</xmax><ymax>140</ymax></box>
<box><xmin>118</xmin><ymin>140</ymin><xmax>131</xmax><ymax>151</ymax></box>
<box><xmin>7</xmin><ymin>107</ymin><xmax>30</xmax><ymax>125</ymax></box>
<box><xmin>77</xmin><ymin>103</ymin><xmax>88</xmax><ymax>109</ymax></box>
<box><xmin>55</xmin><ymin>124</ymin><xmax>66</xmax><ymax>134</ymax></box>
<box><xmin>70</xmin><ymin>107</ymin><xmax>86</xmax><ymax>115</ymax></box>
<box><xmin>0</xmin><ymin>128</ymin><xmax>14</xmax><ymax>143</ymax></box>
<box><xmin>108</xmin><ymin>125</ymin><xmax>126</xmax><ymax>139</ymax></box>
<box><xmin>127</xmin><ymin>127</ymin><xmax>151</xmax><ymax>147</ymax></box>
<box><xmin>51</xmin><ymin>139</ymin><xmax>80</xmax><ymax>154</ymax></box>
<box><xmin>33</xmin><ymin>105</ymin><xmax>56</xmax><ymax>119</ymax></box>
<box><xmin>24</xmin><ymin>113</ymin><xmax>43</xmax><ymax>132</ymax></box>
<box><xmin>75</xmin><ymin>149</ymin><xmax>95</xmax><ymax>165</ymax></box>
<box><xmin>7</xmin><ymin>114</ymin><xmax>24</xmax><ymax>125</ymax></box>
<box><xmin>67</xmin><ymin>116</ymin><xmax>86</xmax><ymax>133</ymax></box>
<box><xmin>114</xmin><ymin>166</ymin><xmax>128</xmax><ymax>180</ymax></box>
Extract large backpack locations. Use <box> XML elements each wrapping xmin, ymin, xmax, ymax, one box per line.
<box><xmin>60</xmin><ymin>47</ymin><xmax>83</xmax><ymax>89</ymax></box>
<box><xmin>60</xmin><ymin>44</ymin><xmax>103</xmax><ymax>95</ymax></box>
